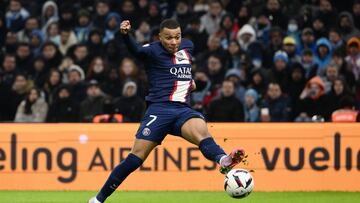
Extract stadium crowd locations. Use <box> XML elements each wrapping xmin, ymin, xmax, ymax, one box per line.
<box><xmin>0</xmin><ymin>0</ymin><xmax>359</xmax><ymax>123</ymax></box>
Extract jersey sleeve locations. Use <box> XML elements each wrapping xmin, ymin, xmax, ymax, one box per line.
<box><xmin>122</xmin><ymin>34</ymin><xmax>153</xmax><ymax>58</ymax></box>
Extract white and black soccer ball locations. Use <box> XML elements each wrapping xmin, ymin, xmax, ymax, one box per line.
<box><xmin>224</xmin><ymin>168</ymin><xmax>254</xmax><ymax>199</ymax></box>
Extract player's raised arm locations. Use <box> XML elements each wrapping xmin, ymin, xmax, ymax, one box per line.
<box><xmin>120</xmin><ymin>20</ymin><xmax>152</xmax><ymax>58</ymax></box>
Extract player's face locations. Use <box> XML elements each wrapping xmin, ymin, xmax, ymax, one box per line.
<box><xmin>159</xmin><ymin>27</ymin><xmax>181</xmax><ymax>54</ymax></box>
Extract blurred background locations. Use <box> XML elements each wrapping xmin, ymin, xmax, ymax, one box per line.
<box><xmin>0</xmin><ymin>0</ymin><xmax>359</xmax><ymax>123</ymax></box>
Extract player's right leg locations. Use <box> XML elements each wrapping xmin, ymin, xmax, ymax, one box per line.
<box><xmin>180</xmin><ymin>117</ymin><xmax>245</xmax><ymax>174</ymax></box>
<box><xmin>89</xmin><ymin>139</ymin><xmax>157</xmax><ymax>203</ymax></box>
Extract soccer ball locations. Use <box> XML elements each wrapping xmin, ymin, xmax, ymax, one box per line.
<box><xmin>224</xmin><ymin>168</ymin><xmax>254</xmax><ymax>199</ymax></box>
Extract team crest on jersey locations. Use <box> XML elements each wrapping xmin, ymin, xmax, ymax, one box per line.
<box><xmin>173</xmin><ymin>49</ymin><xmax>190</xmax><ymax>64</ymax></box>
<box><xmin>142</xmin><ymin>127</ymin><xmax>151</xmax><ymax>136</ymax></box>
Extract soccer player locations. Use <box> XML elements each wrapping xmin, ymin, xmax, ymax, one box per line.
<box><xmin>89</xmin><ymin>19</ymin><xmax>245</xmax><ymax>203</ymax></box>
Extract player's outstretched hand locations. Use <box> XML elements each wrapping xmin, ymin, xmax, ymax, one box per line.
<box><xmin>120</xmin><ymin>20</ymin><xmax>131</xmax><ymax>35</ymax></box>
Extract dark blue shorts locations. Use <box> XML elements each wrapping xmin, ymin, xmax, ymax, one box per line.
<box><xmin>135</xmin><ymin>102</ymin><xmax>205</xmax><ymax>144</ymax></box>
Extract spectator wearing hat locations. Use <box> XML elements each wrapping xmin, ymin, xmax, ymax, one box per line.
<box><xmin>312</xmin><ymin>16</ymin><xmax>327</xmax><ymax>40</ymax></box>
<box><xmin>29</xmin><ymin>29</ymin><xmax>45</xmax><ymax>57</ymax></box>
<box><xmin>345</xmin><ymin>37</ymin><xmax>360</xmax><ymax>81</ymax></box>
<box><xmin>79</xmin><ymin>79</ymin><xmax>108</xmax><ymax>122</ymax></box>
<box><xmin>113</xmin><ymin>80</ymin><xmax>145</xmax><ymax>122</ymax></box>
<box><xmin>297</xmin><ymin>27</ymin><xmax>316</xmax><ymax>55</ymax></box>
<box><xmin>314</xmin><ymin>37</ymin><xmax>333</xmax><ymax>75</ymax></box>
<box><xmin>206</xmin><ymin>80</ymin><xmax>244</xmax><ymax>122</ymax></box>
<box><xmin>14</xmin><ymin>88</ymin><xmax>48</xmax><ymax>122</ymax></box>
<box><xmin>282</xmin><ymin>36</ymin><xmax>301</xmax><ymax>64</ymax></box>
<box><xmin>314</xmin><ymin>0</ymin><xmax>338</xmax><ymax>28</ymax></box>
<box><xmin>236</xmin><ymin>24</ymin><xmax>256</xmax><ymax>52</ymax></box>
<box><xmin>243</xmin><ymin>88</ymin><xmax>260</xmax><ymax>122</ymax></box>
<box><xmin>295</xmin><ymin>76</ymin><xmax>328</xmax><ymax>121</ymax></box>
<box><xmin>46</xmin><ymin>84</ymin><xmax>79</xmax><ymax>122</ymax></box>
<box><xmin>74</xmin><ymin>9</ymin><xmax>92</xmax><ymax>43</ymax></box>
<box><xmin>41</xmin><ymin>0</ymin><xmax>59</xmax><ymax>29</ymax></box>
<box><xmin>269</xmin><ymin>50</ymin><xmax>290</xmax><ymax>93</ymax></box>
<box><xmin>103</xmin><ymin>12</ymin><xmax>121</xmax><ymax>44</ymax></box>
<box><xmin>67</xmin><ymin>64</ymin><xmax>87</xmax><ymax>103</ymax></box>
<box><xmin>337</xmin><ymin>11</ymin><xmax>360</xmax><ymax>41</ymax></box>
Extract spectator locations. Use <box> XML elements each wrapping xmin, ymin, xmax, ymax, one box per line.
<box><xmin>45</xmin><ymin>20</ymin><xmax>60</xmax><ymax>44</ymax></box>
<box><xmin>183</xmin><ymin>18</ymin><xmax>208</xmax><ymax>56</ymax></box>
<box><xmin>331</xmin><ymin>95</ymin><xmax>360</xmax><ymax>122</ymax></box>
<box><xmin>225</xmin><ymin>68</ymin><xmax>246</xmax><ymax>103</ymax></box>
<box><xmin>353</xmin><ymin>1</ymin><xmax>360</xmax><ymax>30</ymax></box>
<box><xmin>86</xmin><ymin>56</ymin><xmax>109</xmax><ymax>85</ymax></box>
<box><xmin>146</xmin><ymin>1</ymin><xmax>162</xmax><ymax>27</ymax></box>
<box><xmin>297</xmin><ymin>28</ymin><xmax>316</xmax><ymax>55</ymax></box>
<box><xmin>103</xmin><ymin>12</ymin><xmax>121</xmax><ymax>44</ymax></box>
<box><xmin>41</xmin><ymin>41</ymin><xmax>62</xmax><ymax>70</ymax></box>
<box><xmin>244</xmin><ymin>88</ymin><xmax>260</xmax><ymax>122</ymax></box>
<box><xmin>113</xmin><ymin>80</ymin><xmax>145</xmax><ymax>122</ymax></box>
<box><xmin>93</xmin><ymin>0</ymin><xmax>110</xmax><ymax>30</ymax></box>
<box><xmin>236</xmin><ymin>24</ymin><xmax>256</xmax><ymax>52</ymax></box>
<box><xmin>337</xmin><ymin>12</ymin><xmax>360</xmax><ymax>41</ymax></box>
<box><xmin>195</xmin><ymin>34</ymin><xmax>225</xmax><ymax>69</ymax></box>
<box><xmin>236</xmin><ymin>3</ymin><xmax>251</xmax><ymax>27</ymax></box>
<box><xmin>79</xmin><ymin>79</ymin><xmax>107</xmax><ymax>122</ymax></box>
<box><xmin>87</xmin><ymin>29</ymin><xmax>105</xmax><ymax>58</ymax></box>
<box><xmin>262</xmin><ymin>0</ymin><xmax>288</xmax><ymax>30</ymax></box>
<box><xmin>296</xmin><ymin>76</ymin><xmax>328</xmax><ymax>121</ymax></box>
<box><xmin>101</xmin><ymin>68</ymin><xmax>122</xmax><ymax>98</ymax></box>
<box><xmin>74</xmin><ymin>9</ymin><xmax>92</xmax><ymax>43</ymax></box>
<box><xmin>29</xmin><ymin>29</ymin><xmax>44</xmax><ymax>57</ymax></box>
<box><xmin>300</xmin><ymin>48</ymin><xmax>318</xmax><ymax>80</ymax></box>
<box><xmin>191</xmin><ymin>71</ymin><xmax>212</xmax><ymax>112</ymax></box>
<box><xmin>255</xmin><ymin>13</ymin><xmax>271</xmax><ymax>46</ymax></box>
<box><xmin>17</xmin><ymin>16</ymin><xmax>39</xmax><ymax>43</ymax></box>
<box><xmin>261</xmin><ymin>82</ymin><xmax>291</xmax><ymax>122</ymax></box>
<box><xmin>118</xmin><ymin>57</ymin><xmax>147</xmax><ymax>97</ymax></box>
<box><xmin>172</xmin><ymin>0</ymin><xmax>193</xmax><ymax>31</ymax></box>
<box><xmin>288</xmin><ymin>62</ymin><xmax>306</xmax><ymax>119</ymax></box>
<box><xmin>345</xmin><ymin>37</ymin><xmax>360</xmax><ymax>81</ymax></box>
<box><xmin>264</xmin><ymin>27</ymin><xmax>283</xmax><ymax>68</ymax></box>
<box><xmin>1</xmin><ymin>54</ymin><xmax>18</xmax><ymax>87</ymax></box>
<box><xmin>119</xmin><ymin>0</ymin><xmax>140</xmax><ymax>29</ymax></box>
<box><xmin>43</xmin><ymin>69</ymin><xmax>63</xmax><ymax>104</ymax></box>
<box><xmin>248</xmin><ymin>68</ymin><xmax>268</xmax><ymax>99</ymax></box>
<box><xmin>315</xmin><ymin>0</ymin><xmax>337</xmax><ymax>28</ymax></box>
<box><xmin>311</xmin><ymin>16</ymin><xmax>327</xmax><ymax>40</ymax></box>
<box><xmin>225</xmin><ymin>40</ymin><xmax>251</xmax><ymax>70</ymax></box>
<box><xmin>135</xmin><ymin>20</ymin><xmax>151</xmax><ymax>44</ymax></box>
<box><xmin>314</xmin><ymin>37</ymin><xmax>332</xmax><ymax>75</ymax></box>
<box><xmin>328</xmin><ymin>28</ymin><xmax>345</xmax><ymax>53</ymax></box>
<box><xmin>206</xmin><ymin>80</ymin><xmax>244</xmax><ymax>122</ymax></box>
<box><xmin>58</xmin><ymin>27</ymin><xmax>78</xmax><ymax>55</ymax></box>
<box><xmin>200</xmin><ymin>0</ymin><xmax>226</xmax><ymax>35</ymax></box>
<box><xmin>29</xmin><ymin>56</ymin><xmax>47</xmax><ymax>88</ymax></box>
<box><xmin>46</xmin><ymin>85</ymin><xmax>79</xmax><ymax>122</ymax></box>
<box><xmin>58</xmin><ymin>3</ymin><xmax>75</xmax><ymax>29</ymax></box>
<box><xmin>14</xmin><ymin>88</ymin><xmax>48</xmax><ymax>122</ymax></box>
<box><xmin>215</xmin><ymin>13</ymin><xmax>238</xmax><ymax>49</ymax></box>
<box><xmin>67</xmin><ymin>64</ymin><xmax>87</xmax><ymax>103</ymax></box>
<box><xmin>15</xmin><ymin>42</ymin><xmax>32</xmax><ymax>73</ymax></box>
<box><xmin>282</xmin><ymin>36</ymin><xmax>301</xmax><ymax>64</ymax></box>
<box><xmin>269</xmin><ymin>50</ymin><xmax>290</xmax><ymax>93</ymax></box>
<box><xmin>205</xmin><ymin>54</ymin><xmax>226</xmax><ymax>93</ymax></box>
<box><xmin>326</xmin><ymin>78</ymin><xmax>354</xmax><ymax>119</ymax></box>
<box><xmin>331</xmin><ymin>50</ymin><xmax>356</xmax><ymax>90</ymax></box>
<box><xmin>322</xmin><ymin>64</ymin><xmax>339</xmax><ymax>93</ymax></box>
<box><xmin>41</xmin><ymin>0</ymin><xmax>59</xmax><ymax>29</ymax></box>
<box><xmin>70</xmin><ymin>44</ymin><xmax>90</xmax><ymax>72</ymax></box>
<box><xmin>5</xmin><ymin>0</ymin><xmax>30</xmax><ymax>32</ymax></box>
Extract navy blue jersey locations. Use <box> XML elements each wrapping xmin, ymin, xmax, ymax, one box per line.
<box><xmin>123</xmin><ymin>34</ymin><xmax>193</xmax><ymax>104</ymax></box>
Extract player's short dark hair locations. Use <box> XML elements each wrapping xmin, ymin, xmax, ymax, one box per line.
<box><xmin>160</xmin><ymin>19</ymin><xmax>180</xmax><ymax>31</ymax></box>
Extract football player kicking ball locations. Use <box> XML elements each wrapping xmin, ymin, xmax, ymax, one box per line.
<box><xmin>89</xmin><ymin>19</ymin><xmax>245</xmax><ymax>203</ymax></box>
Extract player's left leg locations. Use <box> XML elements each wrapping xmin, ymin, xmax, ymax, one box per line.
<box><xmin>180</xmin><ymin>118</ymin><xmax>245</xmax><ymax>174</ymax></box>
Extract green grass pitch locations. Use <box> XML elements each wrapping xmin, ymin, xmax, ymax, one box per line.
<box><xmin>1</xmin><ymin>191</ymin><xmax>359</xmax><ymax>203</ymax></box>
